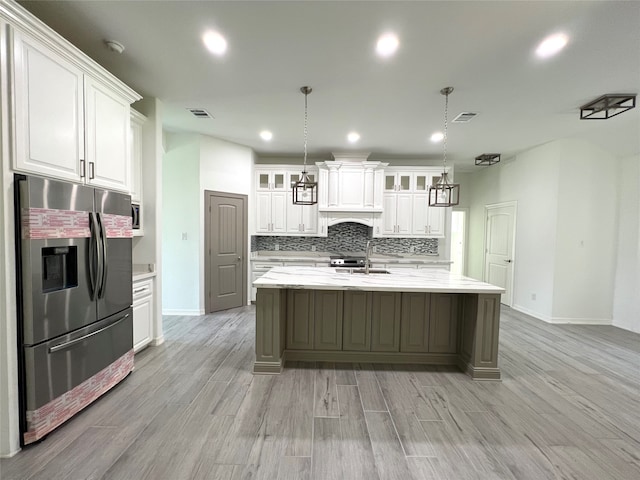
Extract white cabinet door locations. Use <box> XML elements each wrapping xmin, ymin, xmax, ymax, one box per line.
<box><xmin>132</xmin><ymin>279</ymin><xmax>153</xmax><ymax>353</ymax></box>
<box><xmin>301</xmin><ymin>203</ymin><xmax>318</xmax><ymax>234</ymax></box>
<box><xmin>381</xmin><ymin>194</ymin><xmax>397</xmax><ymax>235</ymax></box>
<box><xmin>287</xmin><ymin>202</ymin><xmax>318</xmax><ymax>234</ymax></box>
<box><xmin>396</xmin><ymin>194</ymin><xmax>413</xmax><ymax>235</ymax></box>
<box><xmin>427</xmin><ymin>204</ymin><xmax>446</xmax><ymax>237</ymax></box>
<box><xmin>129</xmin><ymin>110</ymin><xmax>146</xmax><ymax>203</ymax></box>
<box><xmin>286</xmin><ymin>199</ymin><xmax>302</xmax><ymax>234</ymax></box>
<box><xmin>256</xmin><ymin>191</ymin><xmax>287</xmax><ymax>234</ymax></box>
<box><xmin>13</xmin><ymin>30</ymin><xmax>84</xmax><ymax>182</ymax></box>
<box><xmin>255</xmin><ymin>192</ymin><xmax>272</xmax><ymax>233</ymax></box>
<box><xmin>133</xmin><ymin>296</ymin><xmax>152</xmax><ymax>352</ymax></box>
<box><xmin>412</xmin><ymin>194</ymin><xmax>429</xmax><ymax>235</ymax></box>
<box><xmin>85</xmin><ymin>77</ymin><xmax>131</xmax><ymax>192</ymax></box>
<box><xmin>271</xmin><ymin>192</ymin><xmax>288</xmax><ymax>233</ymax></box>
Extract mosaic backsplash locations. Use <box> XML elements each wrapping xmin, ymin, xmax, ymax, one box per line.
<box><xmin>252</xmin><ymin>222</ymin><xmax>438</xmax><ymax>255</ymax></box>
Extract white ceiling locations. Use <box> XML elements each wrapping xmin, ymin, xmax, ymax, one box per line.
<box><xmin>19</xmin><ymin>1</ymin><xmax>640</xmax><ymax>171</ymax></box>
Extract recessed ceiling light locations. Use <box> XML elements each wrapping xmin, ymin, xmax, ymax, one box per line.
<box><xmin>536</xmin><ymin>33</ymin><xmax>568</xmax><ymax>58</ymax></box>
<box><xmin>202</xmin><ymin>30</ymin><xmax>227</xmax><ymax>56</ymax></box>
<box><xmin>347</xmin><ymin>132</ymin><xmax>360</xmax><ymax>143</ymax></box>
<box><xmin>430</xmin><ymin>132</ymin><xmax>444</xmax><ymax>143</ymax></box>
<box><xmin>376</xmin><ymin>33</ymin><xmax>399</xmax><ymax>57</ymax></box>
<box><xmin>260</xmin><ymin>130</ymin><xmax>273</xmax><ymax>141</ymax></box>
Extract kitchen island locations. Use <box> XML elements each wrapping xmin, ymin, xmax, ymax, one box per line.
<box><xmin>253</xmin><ymin>267</ymin><xmax>504</xmax><ymax>380</ymax></box>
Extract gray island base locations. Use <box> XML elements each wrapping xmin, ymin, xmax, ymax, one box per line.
<box><xmin>254</xmin><ymin>267</ymin><xmax>505</xmax><ymax>380</ymax></box>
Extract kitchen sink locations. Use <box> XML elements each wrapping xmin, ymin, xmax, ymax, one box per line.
<box><xmin>334</xmin><ymin>268</ymin><xmax>390</xmax><ymax>274</ymax></box>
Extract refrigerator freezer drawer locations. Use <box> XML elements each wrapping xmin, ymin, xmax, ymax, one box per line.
<box><xmin>23</xmin><ymin>308</ymin><xmax>133</xmax><ymax>411</ymax></box>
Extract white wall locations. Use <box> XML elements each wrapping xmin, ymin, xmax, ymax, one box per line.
<box><xmin>552</xmin><ymin>140</ymin><xmax>617</xmax><ymax>323</ymax></box>
<box><xmin>132</xmin><ymin>97</ymin><xmax>165</xmax><ymax>344</ymax></box>
<box><xmin>467</xmin><ymin>138</ymin><xmax>636</xmax><ymax>329</ymax></box>
<box><xmin>162</xmin><ymin>133</ymin><xmax>201</xmax><ymax>314</ymax></box>
<box><xmin>198</xmin><ymin>136</ymin><xmax>254</xmax><ymax>313</ymax></box>
<box><xmin>613</xmin><ymin>154</ymin><xmax>640</xmax><ymax>333</ymax></box>
<box><xmin>467</xmin><ymin>142</ymin><xmax>560</xmax><ymax>321</ymax></box>
<box><xmin>161</xmin><ymin>133</ymin><xmax>254</xmax><ymax>315</ymax></box>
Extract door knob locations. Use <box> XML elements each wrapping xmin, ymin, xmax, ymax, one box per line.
<box><xmin>237</xmin><ymin>256</ymin><xmax>241</xmax><ymax>261</ymax></box>
<box><xmin>504</xmin><ymin>259</ymin><xmax>512</xmax><ymax>263</ymax></box>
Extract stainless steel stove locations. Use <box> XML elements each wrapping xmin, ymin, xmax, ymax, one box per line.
<box><xmin>329</xmin><ymin>255</ymin><xmax>367</xmax><ymax>268</ymax></box>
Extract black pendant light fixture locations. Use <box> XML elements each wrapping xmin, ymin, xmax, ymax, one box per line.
<box><xmin>475</xmin><ymin>153</ymin><xmax>501</xmax><ymax>166</ymax></box>
<box><xmin>292</xmin><ymin>86</ymin><xmax>318</xmax><ymax>205</ymax></box>
<box><xmin>580</xmin><ymin>93</ymin><xmax>636</xmax><ymax>120</ymax></box>
<box><xmin>428</xmin><ymin>87</ymin><xmax>460</xmax><ymax>207</ymax></box>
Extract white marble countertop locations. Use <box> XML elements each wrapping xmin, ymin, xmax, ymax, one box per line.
<box><xmin>253</xmin><ymin>266</ymin><xmax>505</xmax><ymax>294</ymax></box>
<box><xmin>133</xmin><ymin>264</ymin><xmax>156</xmax><ymax>282</ymax></box>
<box><xmin>251</xmin><ymin>251</ymin><xmax>451</xmax><ymax>265</ymax></box>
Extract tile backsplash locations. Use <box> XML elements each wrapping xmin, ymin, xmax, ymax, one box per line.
<box><xmin>252</xmin><ymin>222</ymin><xmax>438</xmax><ymax>255</ymax></box>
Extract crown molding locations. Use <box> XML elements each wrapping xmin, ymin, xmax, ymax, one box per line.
<box><xmin>0</xmin><ymin>0</ymin><xmax>140</xmax><ymax>103</ymax></box>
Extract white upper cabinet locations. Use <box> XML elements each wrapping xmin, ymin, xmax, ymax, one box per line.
<box><xmin>317</xmin><ymin>154</ymin><xmax>387</xmax><ymax>212</ymax></box>
<box><xmin>9</xmin><ymin>17</ymin><xmax>140</xmax><ymax>192</ymax></box>
<box><xmin>255</xmin><ymin>166</ymin><xmax>319</xmax><ymax>236</ymax></box>
<box><xmin>375</xmin><ymin>167</ymin><xmax>447</xmax><ymax>238</ymax></box>
<box><xmin>85</xmin><ymin>77</ymin><xmax>131</xmax><ymax>191</ymax></box>
<box><xmin>384</xmin><ymin>172</ymin><xmax>412</xmax><ymax>192</ymax></box>
<box><xmin>13</xmin><ymin>30</ymin><xmax>84</xmax><ymax>182</ymax></box>
<box><xmin>286</xmin><ymin>201</ymin><xmax>318</xmax><ymax>234</ymax></box>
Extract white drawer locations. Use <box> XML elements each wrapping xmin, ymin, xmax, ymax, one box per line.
<box><xmin>132</xmin><ymin>279</ymin><xmax>153</xmax><ymax>301</ymax></box>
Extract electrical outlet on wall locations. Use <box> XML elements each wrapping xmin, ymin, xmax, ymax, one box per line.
<box><xmin>274</xmin><ymin>244</ymin><xmax>279</xmax><ymax>251</ymax></box>
<box><xmin>311</xmin><ymin>245</ymin><xmax>316</xmax><ymax>252</ymax></box>
<box><xmin>372</xmin><ymin>246</ymin><xmax>377</xmax><ymax>253</ymax></box>
<box><xmin>409</xmin><ymin>246</ymin><xmax>415</xmax><ymax>253</ymax></box>
<box><xmin>531</xmin><ymin>293</ymin><xmax>536</xmax><ymax>301</ymax></box>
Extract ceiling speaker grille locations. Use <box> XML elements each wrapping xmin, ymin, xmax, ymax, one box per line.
<box><xmin>452</xmin><ymin>112</ymin><xmax>477</xmax><ymax>123</ymax></box>
<box><xmin>187</xmin><ymin>108</ymin><xmax>213</xmax><ymax>119</ymax></box>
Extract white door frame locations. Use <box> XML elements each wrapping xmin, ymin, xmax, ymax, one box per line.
<box><xmin>451</xmin><ymin>207</ymin><xmax>469</xmax><ymax>276</ymax></box>
<box><xmin>483</xmin><ymin>201</ymin><xmax>517</xmax><ymax>306</ymax></box>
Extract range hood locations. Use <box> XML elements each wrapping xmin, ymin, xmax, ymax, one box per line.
<box><xmin>316</xmin><ymin>153</ymin><xmax>388</xmax><ymax>226</ymax></box>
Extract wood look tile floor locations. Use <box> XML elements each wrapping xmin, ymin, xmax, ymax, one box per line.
<box><xmin>2</xmin><ymin>306</ymin><xmax>640</xmax><ymax>480</ymax></box>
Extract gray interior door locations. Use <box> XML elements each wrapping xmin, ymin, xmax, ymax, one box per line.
<box><xmin>206</xmin><ymin>192</ymin><xmax>247</xmax><ymax>312</ymax></box>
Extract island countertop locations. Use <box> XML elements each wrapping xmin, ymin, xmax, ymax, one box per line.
<box><xmin>253</xmin><ymin>266</ymin><xmax>505</xmax><ymax>294</ymax></box>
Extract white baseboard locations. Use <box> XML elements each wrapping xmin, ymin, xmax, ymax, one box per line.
<box><xmin>151</xmin><ymin>335</ymin><xmax>165</xmax><ymax>346</ymax></box>
<box><xmin>511</xmin><ymin>305</ymin><xmax>612</xmax><ymax>325</ymax></box>
<box><xmin>550</xmin><ymin>317</ymin><xmax>612</xmax><ymax>325</ymax></box>
<box><xmin>162</xmin><ymin>309</ymin><xmax>203</xmax><ymax>316</ymax></box>
<box><xmin>512</xmin><ymin>304</ymin><xmax>551</xmax><ymax>322</ymax></box>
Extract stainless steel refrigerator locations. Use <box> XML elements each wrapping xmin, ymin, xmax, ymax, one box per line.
<box><xmin>15</xmin><ymin>174</ymin><xmax>134</xmax><ymax>445</ymax></box>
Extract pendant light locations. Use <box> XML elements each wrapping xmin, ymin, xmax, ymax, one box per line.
<box><xmin>428</xmin><ymin>87</ymin><xmax>460</xmax><ymax>207</ymax></box>
<box><xmin>292</xmin><ymin>86</ymin><xmax>318</xmax><ymax>205</ymax></box>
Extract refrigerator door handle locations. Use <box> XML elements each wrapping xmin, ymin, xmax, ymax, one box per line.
<box><xmin>97</xmin><ymin>213</ymin><xmax>108</xmax><ymax>299</ymax></box>
<box><xmin>48</xmin><ymin>313</ymin><xmax>130</xmax><ymax>354</ymax></box>
<box><xmin>89</xmin><ymin>212</ymin><xmax>99</xmax><ymax>299</ymax></box>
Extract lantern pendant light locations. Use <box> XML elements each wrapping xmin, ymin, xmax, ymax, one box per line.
<box><xmin>428</xmin><ymin>87</ymin><xmax>460</xmax><ymax>207</ymax></box>
<box><xmin>293</xmin><ymin>86</ymin><xmax>318</xmax><ymax>205</ymax></box>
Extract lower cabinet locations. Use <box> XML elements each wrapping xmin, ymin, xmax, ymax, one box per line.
<box><xmin>371</xmin><ymin>292</ymin><xmax>401</xmax><ymax>352</ymax></box>
<box><xmin>132</xmin><ymin>278</ymin><xmax>154</xmax><ymax>353</ymax></box>
<box><xmin>286</xmin><ymin>290</ymin><xmax>314</xmax><ymax>349</ymax></box>
<box><xmin>285</xmin><ymin>290</ymin><xmax>458</xmax><ymax>354</ymax></box>
<box><xmin>400</xmin><ymin>292</ymin><xmax>431</xmax><ymax>352</ymax></box>
<box><xmin>429</xmin><ymin>293</ymin><xmax>459</xmax><ymax>353</ymax></box>
<box><xmin>314</xmin><ymin>290</ymin><xmax>343</xmax><ymax>350</ymax></box>
<box><xmin>343</xmin><ymin>291</ymin><xmax>372</xmax><ymax>351</ymax></box>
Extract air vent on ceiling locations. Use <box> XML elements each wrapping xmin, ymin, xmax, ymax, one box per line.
<box><xmin>452</xmin><ymin>112</ymin><xmax>477</xmax><ymax>123</ymax></box>
<box><xmin>187</xmin><ymin>108</ymin><xmax>213</xmax><ymax>119</ymax></box>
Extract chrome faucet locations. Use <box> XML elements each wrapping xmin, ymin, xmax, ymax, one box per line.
<box><xmin>365</xmin><ymin>240</ymin><xmax>372</xmax><ymax>275</ymax></box>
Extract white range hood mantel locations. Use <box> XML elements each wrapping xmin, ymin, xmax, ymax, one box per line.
<box><xmin>316</xmin><ymin>153</ymin><xmax>387</xmax><ymax>222</ymax></box>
